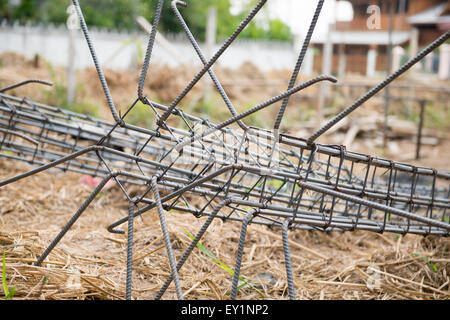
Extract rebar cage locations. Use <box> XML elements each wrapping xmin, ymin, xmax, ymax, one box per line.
<box><xmin>0</xmin><ymin>0</ymin><xmax>449</xmax><ymax>300</ymax></box>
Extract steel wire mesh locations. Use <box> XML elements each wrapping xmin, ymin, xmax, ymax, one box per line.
<box><xmin>0</xmin><ymin>0</ymin><xmax>449</xmax><ymax>300</ymax></box>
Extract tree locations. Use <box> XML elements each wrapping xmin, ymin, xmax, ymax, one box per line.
<box><xmin>0</xmin><ymin>0</ymin><xmax>10</xmax><ymax>20</ymax></box>
<box><xmin>267</xmin><ymin>19</ymin><xmax>292</xmax><ymax>41</ymax></box>
<box><xmin>42</xmin><ymin>0</ymin><xmax>150</xmax><ymax>30</ymax></box>
<box><xmin>11</xmin><ymin>0</ymin><xmax>37</xmax><ymax>21</ymax></box>
<box><xmin>148</xmin><ymin>0</ymin><xmax>239</xmax><ymax>40</ymax></box>
<box><xmin>0</xmin><ymin>0</ymin><xmax>292</xmax><ymax>41</ymax></box>
<box><xmin>0</xmin><ymin>0</ymin><xmax>150</xmax><ymax>29</ymax></box>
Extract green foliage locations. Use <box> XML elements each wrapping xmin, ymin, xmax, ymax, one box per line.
<box><xmin>2</xmin><ymin>252</ymin><xmax>16</xmax><ymax>300</ymax></box>
<box><xmin>172</xmin><ymin>0</ymin><xmax>240</xmax><ymax>41</ymax></box>
<box><xmin>0</xmin><ymin>0</ymin><xmax>9</xmax><ymax>18</ymax></box>
<box><xmin>412</xmin><ymin>253</ymin><xmax>438</xmax><ymax>273</ymax></box>
<box><xmin>267</xmin><ymin>19</ymin><xmax>292</xmax><ymax>41</ymax></box>
<box><xmin>4</xmin><ymin>0</ymin><xmax>151</xmax><ymax>30</ymax></box>
<box><xmin>124</xmin><ymin>100</ymin><xmax>155</xmax><ymax>128</ymax></box>
<box><xmin>44</xmin><ymin>62</ymin><xmax>99</xmax><ymax>117</ymax></box>
<box><xmin>1</xmin><ymin>0</ymin><xmax>292</xmax><ymax>41</ymax></box>
<box><xmin>240</xmin><ymin>19</ymin><xmax>293</xmax><ymax>41</ymax></box>
<box><xmin>44</xmin><ymin>62</ymin><xmax>67</xmax><ymax>107</ymax></box>
<box><xmin>72</xmin><ymin>0</ymin><xmax>149</xmax><ymax>31</ymax></box>
<box><xmin>399</xmin><ymin>101</ymin><xmax>449</xmax><ymax>130</ymax></box>
<box><xmin>11</xmin><ymin>0</ymin><xmax>37</xmax><ymax>21</ymax></box>
<box><xmin>192</xmin><ymin>94</ymin><xmax>223</xmax><ymax>119</ymax></box>
<box><xmin>265</xmin><ymin>178</ymin><xmax>284</xmax><ymax>190</ymax></box>
<box><xmin>424</xmin><ymin>102</ymin><xmax>450</xmax><ymax>130</ymax></box>
<box><xmin>242</xmin><ymin>108</ymin><xmax>267</xmax><ymax>128</ymax></box>
<box><xmin>70</xmin><ymin>99</ymin><xmax>100</xmax><ymax>117</ymax></box>
<box><xmin>148</xmin><ymin>0</ymin><xmax>184</xmax><ymax>34</ymax></box>
<box><xmin>38</xmin><ymin>0</ymin><xmax>67</xmax><ymax>25</ymax></box>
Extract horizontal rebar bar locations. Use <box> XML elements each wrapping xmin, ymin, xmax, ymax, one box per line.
<box><xmin>0</xmin><ymin>0</ymin><xmax>449</xmax><ymax>301</ymax></box>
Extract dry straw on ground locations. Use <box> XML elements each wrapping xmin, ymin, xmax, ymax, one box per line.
<box><xmin>0</xmin><ymin>52</ymin><xmax>449</xmax><ymax>300</ymax></box>
<box><xmin>1</xmin><ymin>159</ymin><xmax>448</xmax><ymax>300</ymax></box>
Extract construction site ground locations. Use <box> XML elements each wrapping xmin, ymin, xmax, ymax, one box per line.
<box><xmin>0</xmin><ymin>52</ymin><xmax>449</xmax><ymax>300</ymax></box>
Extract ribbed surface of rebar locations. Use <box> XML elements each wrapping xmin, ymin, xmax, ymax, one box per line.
<box><xmin>307</xmin><ymin>31</ymin><xmax>450</xmax><ymax>144</ymax></box>
<box><xmin>273</xmin><ymin>0</ymin><xmax>324</xmax><ymax>131</ymax></box>
<box><xmin>0</xmin><ymin>1</ymin><xmax>449</xmax><ymax>301</ymax></box>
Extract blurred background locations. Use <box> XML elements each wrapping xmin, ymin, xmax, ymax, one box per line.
<box><xmin>0</xmin><ymin>0</ymin><xmax>449</xmax><ymax>168</ymax></box>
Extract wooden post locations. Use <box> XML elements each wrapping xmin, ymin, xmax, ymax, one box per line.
<box><xmin>415</xmin><ymin>100</ymin><xmax>426</xmax><ymax>160</ymax></box>
<box><xmin>337</xmin><ymin>43</ymin><xmax>346</xmax><ymax>78</ymax></box>
<box><xmin>317</xmin><ymin>23</ymin><xmax>333</xmax><ymax>129</ymax></box>
<box><xmin>135</xmin><ymin>16</ymin><xmax>185</xmax><ymax>66</ymax></box>
<box><xmin>33</xmin><ymin>54</ymin><xmax>40</xmax><ymax>69</ymax></box>
<box><xmin>67</xmin><ymin>28</ymin><xmax>76</xmax><ymax>107</ymax></box>
<box><xmin>383</xmin><ymin>0</ymin><xmax>394</xmax><ymax>149</ymax></box>
<box><xmin>204</xmin><ymin>6</ymin><xmax>217</xmax><ymax>101</ymax></box>
<box><xmin>206</xmin><ymin>6</ymin><xmax>217</xmax><ymax>60</ymax></box>
<box><xmin>66</xmin><ymin>4</ymin><xmax>80</xmax><ymax>108</ymax></box>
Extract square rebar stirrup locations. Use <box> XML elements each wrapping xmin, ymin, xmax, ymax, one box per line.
<box><xmin>0</xmin><ymin>0</ymin><xmax>449</xmax><ymax>300</ymax></box>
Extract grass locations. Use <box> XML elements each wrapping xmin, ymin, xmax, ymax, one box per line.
<box><xmin>69</xmin><ymin>99</ymin><xmax>100</xmax><ymax>117</ymax></box>
<box><xmin>191</xmin><ymin>94</ymin><xmax>231</xmax><ymax>123</ymax></box>
<box><xmin>2</xmin><ymin>252</ymin><xmax>16</xmax><ymax>300</ymax></box>
<box><xmin>189</xmin><ymin>93</ymin><xmax>278</xmax><ymax>128</ymax></box>
<box><xmin>123</xmin><ymin>100</ymin><xmax>155</xmax><ymax>128</ymax></box>
<box><xmin>44</xmin><ymin>62</ymin><xmax>100</xmax><ymax>118</ymax></box>
<box><xmin>44</xmin><ymin>62</ymin><xmax>67</xmax><ymax>108</ymax></box>
<box><xmin>396</xmin><ymin>100</ymin><xmax>449</xmax><ymax>131</ymax></box>
<box><xmin>412</xmin><ymin>253</ymin><xmax>438</xmax><ymax>273</ymax></box>
<box><xmin>185</xmin><ymin>229</ymin><xmax>265</xmax><ymax>298</ymax></box>
<box><xmin>423</xmin><ymin>102</ymin><xmax>450</xmax><ymax>130</ymax></box>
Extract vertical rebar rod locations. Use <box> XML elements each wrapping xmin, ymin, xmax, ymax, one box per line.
<box><xmin>35</xmin><ymin>173</ymin><xmax>115</xmax><ymax>266</ymax></box>
<box><xmin>157</xmin><ymin>0</ymin><xmax>268</xmax><ymax>126</ymax></box>
<box><xmin>171</xmin><ymin>0</ymin><xmax>248</xmax><ymax>131</ymax></box>
<box><xmin>273</xmin><ymin>0</ymin><xmax>324</xmax><ymax>131</ymax></box>
<box><xmin>282</xmin><ymin>219</ymin><xmax>295</xmax><ymax>300</ymax></box>
<box><xmin>126</xmin><ymin>199</ymin><xmax>137</xmax><ymax>300</ymax></box>
<box><xmin>154</xmin><ymin>198</ymin><xmax>232</xmax><ymax>300</ymax></box>
<box><xmin>230</xmin><ymin>210</ymin><xmax>256</xmax><ymax>300</ymax></box>
<box><xmin>307</xmin><ymin>31</ymin><xmax>450</xmax><ymax>145</ymax></box>
<box><xmin>138</xmin><ymin>0</ymin><xmax>164</xmax><ymax>102</ymax></box>
<box><xmin>151</xmin><ymin>176</ymin><xmax>183</xmax><ymax>300</ymax></box>
<box><xmin>71</xmin><ymin>0</ymin><xmax>122</xmax><ymax>125</ymax></box>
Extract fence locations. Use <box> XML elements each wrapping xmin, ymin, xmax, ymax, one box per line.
<box><xmin>0</xmin><ymin>20</ymin><xmax>300</xmax><ymax>72</ymax></box>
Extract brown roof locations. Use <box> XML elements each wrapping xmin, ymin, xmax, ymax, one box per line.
<box><xmin>407</xmin><ymin>3</ymin><xmax>450</xmax><ymax>26</ymax></box>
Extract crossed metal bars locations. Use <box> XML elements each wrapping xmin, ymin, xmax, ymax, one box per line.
<box><xmin>0</xmin><ymin>0</ymin><xmax>449</xmax><ymax>300</ymax></box>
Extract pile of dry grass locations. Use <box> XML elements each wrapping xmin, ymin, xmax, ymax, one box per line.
<box><xmin>0</xmin><ymin>159</ymin><xmax>449</xmax><ymax>300</ymax></box>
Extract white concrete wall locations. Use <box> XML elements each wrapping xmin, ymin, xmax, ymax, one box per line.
<box><xmin>0</xmin><ymin>21</ymin><xmax>298</xmax><ymax>72</ymax></box>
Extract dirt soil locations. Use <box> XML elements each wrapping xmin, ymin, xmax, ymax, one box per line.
<box><xmin>0</xmin><ymin>52</ymin><xmax>449</xmax><ymax>300</ymax></box>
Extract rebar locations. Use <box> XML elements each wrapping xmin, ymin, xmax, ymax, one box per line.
<box><xmin>0</xmin><ymin>79</ymin><xmax>53</xmax><ymax>93</ymax></box>
<box><xmin>0</xmin><ymin>0</ymin><xmax>449</xmax><ymax>301</ymax></box>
